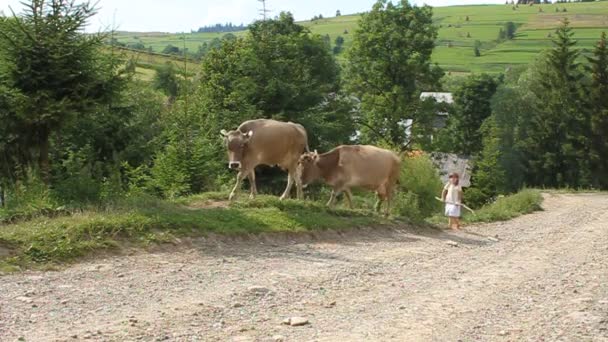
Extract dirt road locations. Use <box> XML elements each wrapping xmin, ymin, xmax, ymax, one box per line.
<box><xmin>1</xmin><ymin>193</ymin><xmax>607</xmax><ymax>341</ymax></box>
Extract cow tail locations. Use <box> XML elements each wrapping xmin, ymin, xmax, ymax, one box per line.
<box><xmin>299</xmin><ymin>123</ymin><xmax>310</xmax><ymax>153</ymax></box>
<box><xmin>394</xmin><ymin>154</ymin><xmax>403</xmax><ymax>189</ymax></box>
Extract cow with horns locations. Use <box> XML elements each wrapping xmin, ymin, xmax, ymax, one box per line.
<box><xmin>220</xmin><ymin>119</ymin><xmax>309</xmax><ymax>201</ymax></box>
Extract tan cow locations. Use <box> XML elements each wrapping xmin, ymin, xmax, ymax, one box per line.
<box><xmin>220</xmin><ymin>119</ymin><xmax>309</xmax><ymax>201</ymax></box>
<box><xmin>297</xmin><ymin>145</ymin><xmax>401</xmax><ymax>215</ymax></box>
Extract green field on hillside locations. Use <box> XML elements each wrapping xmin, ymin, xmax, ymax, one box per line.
<box><xmin>115</xmin><ymin>2</ymin><xmax>608</xmax><ymax>74</ymax></box>
<box><xmin>114</xmin><ymin>31</ymin><xmax>246</xmax><ymax>53</ymax></box>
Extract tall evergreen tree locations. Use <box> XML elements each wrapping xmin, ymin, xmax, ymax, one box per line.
<box><xmin>586</xmin><ymin>32</ymin><xmax>608</xmax><ymax>188</ymax></box>
<box><xmin>525</xmin><ymin>19</ymin><xmax>590</xmax><ymax>187</ymax></box>
<box><xmin>0</xmin><ymin>0</ymin><xmax>110</xmax><ymax>181</ymax></box>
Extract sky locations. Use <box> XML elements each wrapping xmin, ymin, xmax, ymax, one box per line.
<box><xmin>2</xmin><ymin>0</ymin><xmax>505</xmax><ymax>33</ymax></box>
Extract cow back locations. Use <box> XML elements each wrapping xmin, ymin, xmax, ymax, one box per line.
<box><xmin>238</xmin><ymin>119</ymin><xmax>308</xmax><ymax>169</ymax></box>
<box><xmin>322</xmin><ymin>145</ymin><xmax>400</xmax><ymax>189</ymax></box>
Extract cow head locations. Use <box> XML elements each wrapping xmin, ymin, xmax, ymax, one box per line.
<box><xmin>220</xmin><ymin>129</ymin><xmax>253</xmax><ymax>170</ymax></box>
<box><xmin>297</xmin><ymin>150</ymin><xmax>321</xmax><ymax>186</ymax></box>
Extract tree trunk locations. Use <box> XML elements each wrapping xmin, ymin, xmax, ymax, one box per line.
<box><xmin>0</xmin><ymin>187</ymin><xmax>4</xmax><ymax>208</ymax></box>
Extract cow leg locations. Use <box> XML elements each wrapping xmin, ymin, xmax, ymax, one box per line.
<box><xmin>384</xmin><ymin>185</ymin><xmax>395</xmax><ymax>216</ymax></box>
<box><xmin>294</xmin><ymin>171</ymin><xmax>304</xmax><ymax>200</ymax></box>
<box><xmin>375</xmin><ymin>191</ymin><xmax>387</xmax><ymax>213</ymax></box>
<box><xmin>229</xmin><ymin>171</ymin><xmax>246</xmax><ymax>201</ymax></box>
<box><xmin>376</xmin><ymin>184</ymin><xmax>390</xmax><ymax>213</ymax></box>
<box><xmin>384</xmin><ymin>192</ymin><xmax>391</xmax><ymax>217</ymax></box>
<box><xmin>327</xmin><ymin>190</ymin><xmax>341</xmax><ymax>208</ymax></box>
<box><xmin>374</xmin><ymin>196</ymin><xmax>382</xmax><ymax>213</ymax></box>
<box><xmin>344</xmin><ymin>189</ymin><xmax>354</xmax><ymax>209</ymax></box>
<box><xmin>248</xmin><ymin>170</ymin><xmax>257</xmax><ymax>200</ymax></box>
<box><xmin>280</xmin><ymin>173</ymin><xmax>294</xmax><ymax>201</ymax></box>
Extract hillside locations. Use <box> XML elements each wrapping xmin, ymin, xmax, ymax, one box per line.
<box><xmin>305</xmin><ymin>1</ymin><xmax>608</xmax><ymax>73</ymax></box>
<box><xmin>115</xmin><ymin>2</ymin><xmax>608</xmax><ymax>74</ymax></box>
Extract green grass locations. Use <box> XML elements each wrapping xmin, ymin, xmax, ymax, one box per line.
<box><xmin>463</xmin><ymin>189</ymin><xmax>543</xmax><ymax>223</ymax></box>
<box><xmin>113</xmin><ymin>31</ymin><xmax>247</xmax><ymax>54</ymax></box>
<box><xmin>0</xmin><ymin>194</ymin><xmax>387</xmax><ymax>270</ymax></box>
<box><xmin>428</xmin><ymin>189</ymin><xmax>543</xmax><ymax>225</ymax></box>
<box><xmin>113</xmin><ymin>2</ymin><xmax>608</xmax><ymax>74</ymax></box>
<box><xmin>0</xmin><ymin>189</ymin><xmax>545</xmax><ymax>271</ymax></box>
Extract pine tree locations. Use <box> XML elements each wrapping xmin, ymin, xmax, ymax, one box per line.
<box><xmin>525</xmin><ymin>19</ymin><xmax>590</xmax><ymax>187</ymax></box>
<box><xmin>586</xmin><ymin>32</ymin><xmax>608</xmax><ymax>188</ymax></box>
<box><xmin>0</xmin><ymin>0</ymin><xmax>111</xmax><ymax>181</ymax></box>
<box><xmin>468</xmin><ymin>116</ymin><xmax>506</xmax><ymax>207</ymax></box>
<box><xmin>474</xmin><ymin>40</ymin><xmax>482</xmax><ymax>57</ymax></box>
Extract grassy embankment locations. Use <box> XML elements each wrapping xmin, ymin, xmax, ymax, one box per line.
<box><xmin>0</xmin><ymin>189</ymin><xmax>543</xmax><ymax>272</ymax></box>
<box><xmin>0</xmin><ymin>194</ymin><xmax>386</xmax><ymax>271</ymax></box>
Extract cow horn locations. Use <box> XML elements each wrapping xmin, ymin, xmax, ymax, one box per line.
<box><xmin>245</xmin><ymin>130</ymin><xmax>253</xmax><ymax>138</ymax></box>
<box><xmin>220</xmin><ymin>129</ymin><xmax>228</xmax><ymax>137</ymax></box>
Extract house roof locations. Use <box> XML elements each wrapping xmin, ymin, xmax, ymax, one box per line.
<box><xmin>420</xmin><ymin>92</ymin><xmax>453</xmax><ymax>104</ymax></box>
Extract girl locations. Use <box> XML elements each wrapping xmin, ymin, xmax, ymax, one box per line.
<box><xmin>441</xmin><ymin>172</ymin><xmax>463</xmax><ymax>230</ymax></box>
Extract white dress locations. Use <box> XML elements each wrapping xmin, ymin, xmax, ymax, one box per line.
<box><xmin>444</xmin><ymin>182</ymin><xmax>462</xmax><ymax>217</ymax></box>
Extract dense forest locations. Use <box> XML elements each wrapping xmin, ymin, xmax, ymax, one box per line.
<box><xmin>0</xmin><ymin>0</ymin><xmax>607</xmax><ymax>217</ymax></box>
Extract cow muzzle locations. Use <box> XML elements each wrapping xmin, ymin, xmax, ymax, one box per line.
<box><xmin>228</xmin><ymin>161</ymin><xmax>242</xmax><ymax>170</ymax></box>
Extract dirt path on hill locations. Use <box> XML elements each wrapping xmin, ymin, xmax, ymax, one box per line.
<box><xmin>1</xmin><ymin>193</ymin><xmax>607</xmax><ymax>341</ymax></box>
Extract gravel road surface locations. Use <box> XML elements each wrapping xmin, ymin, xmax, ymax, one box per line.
<box><xmin>1</xmin><ymin>193</ymin><xmax>607</xmax><ymax>341</ymax></box>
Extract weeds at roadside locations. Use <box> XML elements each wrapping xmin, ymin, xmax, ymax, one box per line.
<box><xmin>427</xmin><ymin>189</ymin><xmax>543</xmax><ymax>225</ymax></box>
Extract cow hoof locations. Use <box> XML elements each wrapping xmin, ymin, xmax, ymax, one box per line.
<box><xmin>249</xmin><ymin>194</ymin><xmax>256</xmax><ymax>200</ymax></box>
<box><xmin>279</xmin><ymin>195</ymin><xmax>288</xmax><ymax>201</ymax></box>
<box><xmin>229</xmin><ymin>193</ymin><xmax>237</xmax><ymax>201</ymax></box>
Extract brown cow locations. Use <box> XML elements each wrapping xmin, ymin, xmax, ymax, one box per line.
<box><xmin>220</xmin><ymin>119</ymin><xmax>309</xmax><ymax>201</ymax></box>
<box><xmin>297</xmin><ymin>145</ymin><xmax>401</xmax><ymax>215</ymax></box>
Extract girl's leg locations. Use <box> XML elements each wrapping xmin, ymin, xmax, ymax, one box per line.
<box><xmin>450</xmin><ymin>217</ymin><xmax>460</xmax><ymax>230</ymax></box>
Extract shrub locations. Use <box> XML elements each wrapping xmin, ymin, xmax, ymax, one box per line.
<box><xmin>0</xmin><ymin>170</ymin><xmax>58</xmax><ymax>222</ymax></box>
<box><xmin>151</xmin><ymin>97</ymin><xmax>229</xmax><ymax>198</ymax></box>
<box><xmin>394</xmin><ymin>155</ymin><xmax>443</xmax><ymax>221</ymax></box>
<box><xmin>464</xmin><ymin>187</ymin><xmax>488</xmax><ymax>208</ymax></box>
<box><xmin>52</xmin><ymin>146</ymin><xmax>103</xmax><ymax>205</ymax></box>
<box><xmin>465</xmin><ymin>189</ymin><xmax>542</xmax><ymax>223</ymax></box>
<box><xmin>151</xmin><ymin>144</ymin><xmax>191</xmax><ymax>199</ymax></box>
<box><xmin>99</xmin><ymin>165</ymin><xmax>126</xmax><ymax>204</ymax></box>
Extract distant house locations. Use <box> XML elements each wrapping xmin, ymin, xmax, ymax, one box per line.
<box><xmin>420</xmin><ymin>92</ymin><xmax>453</xmax><ymax>129</ymax></box>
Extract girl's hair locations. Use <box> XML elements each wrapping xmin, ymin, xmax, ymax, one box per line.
<box><xmin>449</xmin><ymin>172</ymin><xmax>460</xmax><ymax>185</ymax></box>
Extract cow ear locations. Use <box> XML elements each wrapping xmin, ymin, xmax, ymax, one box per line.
<box><xmin>220</xmin><ymin>129</ymin><xmax>228</xmax><ymax>137</ymax></box>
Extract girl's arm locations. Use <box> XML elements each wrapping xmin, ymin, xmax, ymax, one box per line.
<box><xmin>457</xmin><ymin>188</ymin><xmax>463</xmax><ymax>205</ymax></box>
<box><xmin>441</xmin><ymin>183</ymin><xmax>448</xmax><ymax>201</ymax></box>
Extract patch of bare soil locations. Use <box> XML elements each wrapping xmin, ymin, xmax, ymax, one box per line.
<box><xmin>186</xmin><ymin>199</ymin><xmax>231</xmax><ymax>209</ymax></box>
<box><xmin>0</xmin><ymin>246</ymin><xmax>11</xmax><ymax>258</ymax></box>
<box><xmin>1</xmin><ymin>193</ymin><xmax>607</xmax><ymax>341</ymax></box>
